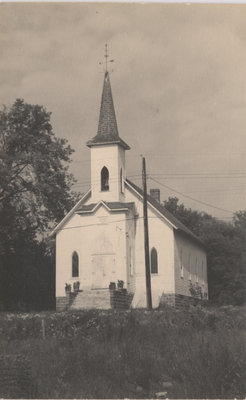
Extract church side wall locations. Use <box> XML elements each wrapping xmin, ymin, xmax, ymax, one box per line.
<box><xmin>125</xmin><ymin>186</ymin><xmax>175</xmax><ymax>308</ymax></box>
<box><xmin>174</xmin><ymin>232</ymin><xmax>208</xmax><ymax>299</ymax></box>
<box><xmin>56</xmin><ymin>206</ymin><xmax>127</xmax><ymax>300</ymax></box>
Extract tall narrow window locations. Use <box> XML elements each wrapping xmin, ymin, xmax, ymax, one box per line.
<box><xmin>188</xmin><ymin>253</ymin><xmax>191</xmax><ymax>280</ymax></box>
<box><xmin>201</xmin><ymin>260</ymin><xmax>204</xmax><ymax>285</ymax></box>
<box><xmin>72</xmin><ymin>251</ymin><xmax>79</xmax><ymax>277</ymax></box>
<box><xmin>120</xmin><ymin>168</ymin><xmax>123</xmax><ymax>193</ymax></box>
<box><xmin>101</xmin><ymin>166</ymin><xmax>109</xmax><ymax>191</ymax></box>
<box><xmin>195</xmin><ymin>256</ymin><xmax>198</xmax><ymax>283</ymax></box>
<box><xmin>180</xmin><ymin>248</ymin><xmax>184</xmax><ymax>278</ymax></box>
<box><xmin>151</xmin><ymin>247</ymin><xmax>158</xmax><ymax>274</ymax></box>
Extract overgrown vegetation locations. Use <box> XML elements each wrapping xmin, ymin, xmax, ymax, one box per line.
<box><xmin>0</xmin><ymin>306</ymin><xmax>245</xmax><ymax>398</ymax></box>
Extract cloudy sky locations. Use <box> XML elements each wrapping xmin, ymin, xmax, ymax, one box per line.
<box><xmin>0</xmin><ymin>3</ymin><xmax>245</xmax><ymax>220</ymax></box>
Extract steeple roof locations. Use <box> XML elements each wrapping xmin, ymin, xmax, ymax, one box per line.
<box><xmin>87</xmin><ymin>71</ymin><xmax>130</xmax><ymax>150</ymax></box>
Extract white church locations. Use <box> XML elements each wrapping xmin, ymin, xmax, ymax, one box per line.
<box><xmin>51</xmin><ymin>70</ymin><xmax>208</xmax><ymax>311</ymax></box>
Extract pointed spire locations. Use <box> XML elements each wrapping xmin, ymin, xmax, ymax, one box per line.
<box><xmin>87</xmin><ymin>71</ymin><xmax>130</xmax><ymax>150</ymax></box>
<box><xmin>97</xmin><ymin>71</ymin><xmax>119</xmax><ymax>138</ymax></box>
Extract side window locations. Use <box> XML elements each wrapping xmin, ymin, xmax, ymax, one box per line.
<box><xmin>101</xmin><ymin>166</ymin><xmax>109</xmax><ymax>191</ymax></box>
<box><xmin>188</xmin><ymin>253</ymin><xmax>191</xmax><ymax>280</ymax></box>
<box><xmin>72</xmin><ymin>251</ymin><xmax>79</xmax><ymax>277</ymax></box>
<box><xmin>195</xmin><ymin>256</ymin><xmax>198</xmax><ymax>283</ymax></box>
<box><xmin>180</xmin><ymin>247</ymin><xmax>184</xmax><ymax>278</ymax></box>
<box><xmin>151</xmin><ymin>247</ymin><xmax>158</xmax><ymax>274</ymax></box>
<box><xmin>120</xmin><ymin>168</ymin><xmax>123</xmax><ymax>193</ymax></box>
<box><xmin>201</xmin><ymin>260</ymin><xmax>204</xmax><ymax>285</ymax></box>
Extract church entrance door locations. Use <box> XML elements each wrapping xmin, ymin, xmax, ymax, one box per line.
<box><xmin>91</xmin><ymin>254</ymin><xmax>116</xmax><ymax>289</ymax></box>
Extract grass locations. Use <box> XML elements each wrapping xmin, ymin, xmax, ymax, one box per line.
<box><xmin>0</xmin><ymin>305</ymin><xmax>246</xmax><ymax>398</ymax></box>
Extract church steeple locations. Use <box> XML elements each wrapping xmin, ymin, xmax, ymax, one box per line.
<box><xmin>97</xmin><ymin>70</ymin><xmax>119</xmax><ymax>138</ymax></box>
<box><xmin>87</xmin><ymin>71</ymin><xmax>130</xmax><ymax>150</ymax></box>
<box><xmin>87</xmin><ymin>51</ymin><xmax>130</xmax><ymax>203</ymax></box>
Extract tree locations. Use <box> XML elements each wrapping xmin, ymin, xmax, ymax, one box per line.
<box><xmin>163</xmin><ymin>197</ymin><xmax>246</xmax><ymax>305</ymax></box>
<box><xmin>0</xmin><ymin>99</ymin><xmax>78</xmax><ymax>310</ymax></box>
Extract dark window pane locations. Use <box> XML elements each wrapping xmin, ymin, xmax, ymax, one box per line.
<box><xmin>151</xmin><ymin>247</ymin><xmax>158</xmax><ymax>274</ymax></box>
<box><xmin>101</xmin><ymin>166</ymin><xmax>109</xmax><ymax>191</ymax></box>
<box><xmin>72</xmin><ymin>251</ymin><xmax>79</xmax><ymax>277</ymax></box>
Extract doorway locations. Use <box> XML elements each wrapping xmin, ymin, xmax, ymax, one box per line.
<box><xmin>91</xmin><ymin>254</ymin><xmax>116</xmax><ymax>289</ymax></box>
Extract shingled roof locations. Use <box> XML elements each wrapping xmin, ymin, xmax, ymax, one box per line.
<box><xmin>87</xmin><ymin>71</ymin><xmax>130</xmax><ymax>150</ymax></box>
<box><xmin>126</xmin><ymin>179</ymin><xmax>204</xmax><ymax>247</ymax></box>
<box><xmin>76</xmin><ymin>201</ymin><xmax>135</xmax><ymax>214</ymax></box>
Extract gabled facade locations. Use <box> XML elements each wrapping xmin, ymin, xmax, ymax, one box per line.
<box><xmin>51</xmin><ymin>71</ymin><xmax>208</xmax><ymax>310</ymax></box>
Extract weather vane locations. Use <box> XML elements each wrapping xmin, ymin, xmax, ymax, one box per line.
<box><xmin>99</xmin><ymin>43</ymin><xmax>114</xmax><ymax>72</ymax></box>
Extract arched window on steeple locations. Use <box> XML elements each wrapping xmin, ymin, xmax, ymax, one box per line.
<box><xmin>72</xmin><ymin>251</ymin><xmax>79</xmax><ymax>278</ymax></box>
<box><xmin>101</xmin><ymin>167</ymin><xmax>109</xmax><ymax>191</ymax></box>
<box><xmin>151</xmin><ymin>247</ymin><xmax>158</xmax><ymax>274</ymax></box>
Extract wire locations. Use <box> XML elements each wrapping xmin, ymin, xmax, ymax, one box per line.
<box><xmin>56</xmin><ymin>215</ymin><xmax>141</xmax><ymax>233</ymax></box>
<box><xmin>55</xmin><ymin>212</ymin><xmax>233</xmax><ymax>234</ymax></box>
<box><xmin>71</xmin><ymin>174</ymin><xmax>142</xmax><ymax>188</ymax></box>
<box><xmin>149</xmin><ymin>176</ymin><xmax>234</xmax><ymax>214</ymax></box>
<box><xmin>150</xmin><ymin>172</ymin><xmax>246</xmax><ymax>176</ymax></box>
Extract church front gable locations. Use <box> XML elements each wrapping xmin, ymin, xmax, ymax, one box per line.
<box><xmin>55</xmin><ymin>203</ymin><xmax>132</xmax><ymax>298</ymax></box>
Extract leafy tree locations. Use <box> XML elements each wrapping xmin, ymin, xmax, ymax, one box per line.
<box><xmin>0</xmin><ymin>99</ymin><xmax>78</xmax><ymax>310</ymax></box>
<box><xmin>163</xmin><ymin>197</ymin><xmax>246</xmax><ymax>305</ymax></box>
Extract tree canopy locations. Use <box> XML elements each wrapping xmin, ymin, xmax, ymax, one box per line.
<box><xmin>0</xmin><ymin>99</ymin><xmax>77</xmax><ymax>250</ymax></box>
<box><xmin>0</xmin><ymin>99</ymin><xmax>79</xmax><ymax>310</ymax></box>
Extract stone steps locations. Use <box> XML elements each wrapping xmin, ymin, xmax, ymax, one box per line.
<box><xmin>70</xmin><ymin>289</ymin><xmax>111</xmax><ymax>310</ymax></box>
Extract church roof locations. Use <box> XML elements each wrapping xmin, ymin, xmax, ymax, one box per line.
<box><xmin>126</xmin><ymin>179</ymin><xmax>204</xmax><ymax>247</ymax></box>
<box><xmin>87</xmin><ymin>71</ymin><xmax>130</xmax><ymax>150</ymax></box>
<box><xmin>76</xmin><ymin>201</ymin><xmax>135</xmax><ymax>214</ymax></box>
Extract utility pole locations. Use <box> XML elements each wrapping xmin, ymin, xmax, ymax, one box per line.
<box><xmin>142</xmin><ymin>156</ymin><xmax>152</xmax><ymax>310</ymax></box>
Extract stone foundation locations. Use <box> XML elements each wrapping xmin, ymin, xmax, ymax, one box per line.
<box><xmin>56</xmin><ymin>296</ymin><xmax>67</xmax><ymax>311</ymax></box>
<box><xmin>160</xmin><ymin>293</ymin><xmax>207</xmax><ymax>310</ymax></box>
<box><xmin>57</xmin><ymin>292</ymin><xmax>206</xmax><ymax>311</ymax></box>
<box><xmin>56</xmin><ymin>292</ymin><xmax>79</xmax><ymax>311</ymax></box>
<box><xmin>110</xmin><ymin>289</ymin><xmax>134</xmax><ymax>309</ymax></box>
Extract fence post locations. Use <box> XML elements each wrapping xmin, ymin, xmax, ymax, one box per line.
<box><xmin>41</xmin><ymin>319</ymin><xmax>45</xmax><ymax>340</ymax></box>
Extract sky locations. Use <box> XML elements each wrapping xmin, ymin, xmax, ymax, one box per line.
<box><xmin>0</xmin><ymin>3</ymin><xmax>245</xmax><ymax>220</ymax></box>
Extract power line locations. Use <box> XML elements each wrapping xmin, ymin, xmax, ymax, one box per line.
<box><xmin>71</xmin><ymin>172</ymin><xmax>246</xmax><ymax>188</ymax></box>
<box><xmin>149</xmin><ymin>175</ymin><xmax>246</xmax><ymax>180</ymax></box>
<box><xmin>150</xmin><ymin>172</ymin><xmax>246</xmax><ymax>175</ymax></box>
<box><xmin>56</xmin><ymin>215</ymin><xmax>141</xmax><ymax>233</ymax></box>
<box><xmin>54</xmin><ymin>212</ymin><xmax>233</xmax><ymax>234</ymax></box>
<box><xmin>149</xmin><ymin>176</ymin><xmax>234</xmax><ymax>214</ymax></box>
<box><xmin>71</xmin><ymin>174</ymin><xmax>142</xmax><ymax>188</ymax></box>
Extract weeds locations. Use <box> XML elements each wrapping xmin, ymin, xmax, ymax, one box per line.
<box><xmin>0</xmin><ymin>305</ymin><xmax>245</xmax><ymax>398</ymax></box>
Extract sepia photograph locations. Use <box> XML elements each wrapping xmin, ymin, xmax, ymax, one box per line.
<box><xmin>0</xmin><ymin>2</ymin><xmax>245</xmax><ymax>398</ymax></box>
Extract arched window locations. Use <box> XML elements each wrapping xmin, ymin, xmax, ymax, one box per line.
<box><xmin>120</xmin><ymin>168</ymin><xmax>123</xmax><ymax>193</ymax></box>
<box><xmin>151</xmin><ymin>247</ymin><xmax>158</xmax><ymax>274</ymax></box>
<box><xmin>101</xmin><ymin>166</ymin><xmax>109</xmax><ymax>191</ymax></box>
<box><xmin>72</xmin><ymin>251</ymin><xmax>79</xmax><ymax>277</ymax></box>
